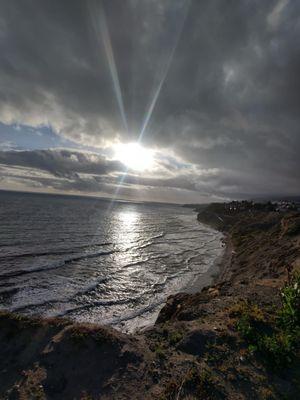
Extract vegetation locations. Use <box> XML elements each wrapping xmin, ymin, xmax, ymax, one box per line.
<box><xmin>155</xmin><ymin>344</ymin><xmax>167</xmax><ymax>359</ymax></box>
<box><xmin>279</xmin><ymin>274</ymin><xmax>300</xmax><ymax>328</ymax></box>
<box><xmin>69</xmin><ymin>325</ymin><xmax>115</xmax><ymax>346</ymax></box>
<box><xmin>168</xmin><ymin>330</ymin><xmax>183</xmax><ymax>345</ymax></box>
<box><xmin>161</xmin><ymin>366</ymin><xmax>217</xmax><ymax>400</ymax></box>
<box><xmin>235</xmin><ymin>274</ymin><xmax>300</xmax><ymax>370</ymax></box>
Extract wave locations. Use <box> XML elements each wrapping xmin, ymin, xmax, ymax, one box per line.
<box><xmin>0</xmin><ymin>249</ymin><xmax>118</xmax><ymax>279</ymax></box>
<box><xmin>0</xmin><ymin>242</ymin><xmax>113</xmax><ymax>260</ymax></box>
<box><xmin>54</xmin><ymin>297</ymin><xmax>134</xmax><ymax>317</ymax></box>
<box><xmin>10</xmin><ymin>276</ymin><xmax>110</xmax><ymax>313</ymax></box>
<box><xmin>56</xmin><ymin>293</ymin><xmax>166</xmax><ymax>324</ymax></box>
<box><xmin>107</xmin><ymin>297</ymin><xmax>166</xmax><ymax>326</ymax></box>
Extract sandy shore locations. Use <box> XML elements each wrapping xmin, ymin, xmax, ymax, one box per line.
<box><xmin>186</xmin><ymin>224</ymin><xmax>233</xmax><ymax>294</ymax></box>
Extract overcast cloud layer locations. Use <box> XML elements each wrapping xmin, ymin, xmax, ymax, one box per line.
<box><xmin>0</xmin><ymin>0</ymin><xmax>299</xmax><ymax>202</ymax></box>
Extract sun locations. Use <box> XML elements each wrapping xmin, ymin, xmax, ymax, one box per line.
<box><xmin>114</xmin><ymin>142</ymin><xmax>154</xmax><ymax>171</ymax></box>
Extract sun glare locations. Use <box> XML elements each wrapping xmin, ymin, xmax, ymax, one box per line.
<box><xmin>114</xmin><ymin>142</ymin><xmax>154</xmax><ymax>171</ymax></box>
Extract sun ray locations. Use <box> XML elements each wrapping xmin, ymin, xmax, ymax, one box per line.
<box><xmin>88</xmin><ymin>0</ymin><xmax>128</xmax><ymax>134</ymax></box>
<box><xmin>138</xmin><ymin>0</ymin><xmax>191</xmax><ymax>141</ymax></box>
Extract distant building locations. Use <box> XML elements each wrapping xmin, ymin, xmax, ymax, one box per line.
<box><xmin>207</xmin><ymin>200</ymin><xmax>299</xmax><ymax>216</ymax></box>
<box><xmin>275</xmin><ymin>201</ymin><xmax>298</xmax><ymax>212</ymax></box>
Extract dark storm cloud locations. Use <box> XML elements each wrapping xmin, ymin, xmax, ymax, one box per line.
<box><xmin>0</xmin><ymin>149</ymin><xmax>124</xmax><ymax>178</ymax></box>
<box><xmin>0</xmin><ymin>0</ymin><xmax>299</xmax><ymax>199</ymax></box>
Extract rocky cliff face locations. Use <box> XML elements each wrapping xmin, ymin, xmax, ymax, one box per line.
<box><xmin>0</xmin><ymin>210</ymin><xmax>299</xmax><ymax>399</ymax></box>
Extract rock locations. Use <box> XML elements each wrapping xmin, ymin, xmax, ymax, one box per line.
<box><xmin>208</xmin><ymin>287</ymin><xmax>220</xmax><ymax>297</ymax></box>
<box><xmin>176</xmin><ymin>329</ymin><xmax>216</xmax><ymax>356</ymax></box>
<box><xmin>155</xmin><ymin>293</ymin><xmax>189</xmax><ymax>323</ymax></box>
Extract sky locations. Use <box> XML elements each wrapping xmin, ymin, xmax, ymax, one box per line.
<box><xmin>0</xmin><ymin>0</ymin><xmax>299</xmax><ymax>203</ymax></box>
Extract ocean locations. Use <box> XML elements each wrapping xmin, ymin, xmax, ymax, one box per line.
<box><xmin>0</xmin><ymin>191</ymin><xmax>223</xmax><ymax>332</ymax></box>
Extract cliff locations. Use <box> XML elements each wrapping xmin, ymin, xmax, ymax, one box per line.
<box><xmin>0</xmin><ymin>209</ymin><xmax>299</xmax><ymax>399</ymax></box>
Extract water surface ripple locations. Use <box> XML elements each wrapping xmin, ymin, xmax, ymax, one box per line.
<box><xmin>0</xmin><ymin>191</ymin><xmax>223</xmax><ymax>331</ymax></box>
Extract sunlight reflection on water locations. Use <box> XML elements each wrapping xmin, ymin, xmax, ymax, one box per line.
<box><xmin>118</xmin><ymin>210</ymin><xmax>139</xmax><ymax>227</ymax></box>
<box><xmin>114</xmin><ymin>210</ymin><xmax>140</xmax><ymax>249</ymax></box>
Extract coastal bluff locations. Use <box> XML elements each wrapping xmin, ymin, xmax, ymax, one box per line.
<box><xmin>0</xmin><ymin>207</ymin><xmax>299</xmax><ymax>399</ymax></box>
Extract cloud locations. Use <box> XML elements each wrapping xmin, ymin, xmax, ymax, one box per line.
<box><xmin>1</xmin><ymin>148</ymin><xmax>299</xmax><ymax>202</ymax></box>
<box><xmin>0</xmin><ymin>148</ymin><xmax>124</xmax><ymax>178</ymax></box>
<box><xmin>0</xmin><ymin>0</ymin><xmax>299</xmax><ymax>201</ymax></box>
<box><xmin>0</xmin><ymin>148</ymin><xmax>225</xmax><ymax>202</ymax></box>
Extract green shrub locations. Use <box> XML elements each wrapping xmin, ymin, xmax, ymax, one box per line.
<box><xmin>236</xmin><ymin>275</ymin><xmax>300</xmax><ymax>371</ymax></box>
<box><xmin>257</xmin><ymin>331</ymin><xmax>295</xmax><ymax>368</ymax></box>
<box><xmin>236</xmin><ymin>314</ymin><xmax>255</xmax><ymax>341</ymax></box>
<box><xmin>168</xmin><ymin>330</ymin><xmax>183</xmax><ymax>345</ymax></box>
<box><xmin>278</xmin><ymin>274</ymin><xmax>300</xmax><ymax>328</ymax></box>
<box><xmin>155</xmin><ymin>344</ymin><xmax>166</xmax><ymax>359</ymax></box>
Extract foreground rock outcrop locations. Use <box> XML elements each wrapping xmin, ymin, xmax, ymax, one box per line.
<box><xmin>0</xmin><ymin>209</ymin><xmax>299</xmax><ymax>399</ymax></box>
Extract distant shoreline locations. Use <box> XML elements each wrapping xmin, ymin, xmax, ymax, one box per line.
<box><xmin>0</xmin><ymin>188</ymin><xmax>183</xmax><ymax>207</ymax></box>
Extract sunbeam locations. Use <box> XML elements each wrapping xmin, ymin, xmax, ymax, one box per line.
<box><xmin>104</xmin><ymin>1</ymin><xmax>191</xmax><ymax>211</ymax></box>
<box><xmin>138</xmin><ymin>0</ymin><xmax>191</xmax><ymax>141</ymax></box>
<box><xmin>88</xmin><ymin>0</ymin><xmax>128</xmax><ymax>134</ymax></box>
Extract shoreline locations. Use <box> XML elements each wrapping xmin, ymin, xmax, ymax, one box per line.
<box><xmin>214</xmin><ymin>233</ymin><xmax>233</xmax><ymax>284</ymax></box>
<box><xmin>186</xmin><ymin>230</ymin><xmax>229</xmax><ymax>294</ymax></box>
<box><xmin>130</xmin><ymin>222</ymin><xmax>227</xmax><ymax>333</ymax></box>
<box><xmin>186</xmin><ymin>212</ymin><xmax>234</xmax><ymax>294</ymax></box>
